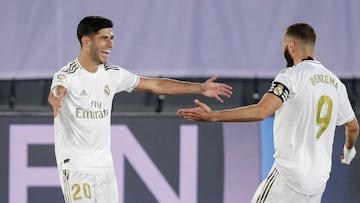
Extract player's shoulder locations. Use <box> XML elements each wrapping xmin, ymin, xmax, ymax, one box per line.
<box><xmin>103</xmin><ymin>63</ymin><xmax>134</xmax><ymax>76</ymax></box>
<box><xmin>59</xmin><ymin>60</ymin><xmax>81</xmax><ymax>75</ymax></box>
<box><xmin>279</xmin><ymin>61</ymin><xmax>317</xmax><ymax>76</ymax></box>
<box><xmin>276</xmin><ymin>67</ymin><xmax>296</xmax><ymax>78</ymax></box>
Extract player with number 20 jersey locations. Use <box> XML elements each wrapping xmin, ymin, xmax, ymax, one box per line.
<box><xmin>51</xmin><ymin>59</ymin><xmax>139</xmax><ymax>202</ymax></box>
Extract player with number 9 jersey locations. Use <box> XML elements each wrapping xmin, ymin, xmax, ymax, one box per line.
<box><xmin>177</xmin><ymin>23</ymin><xmax>359</xmax><ymax>203</ymax></box>
<box><xmin>270</xmin><ymin>59</ymin><xmax>355</xmax><ymax>195</ymax></box>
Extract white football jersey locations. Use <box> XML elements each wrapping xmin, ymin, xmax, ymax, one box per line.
<box><xmin>268</xmin><ymin>60</ymin><xmax>355</xmax><ymax>195</ymax></box>
<box><xmin>51</xmin><ymin>59</ymin><xmax>139</xmax><ymax>174</ymax></box>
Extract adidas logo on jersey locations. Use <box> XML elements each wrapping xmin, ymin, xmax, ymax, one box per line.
<box><xmin>80</xmin><ymin>89</ymin><xmax>88</xmax><ymax>96</ymax></box>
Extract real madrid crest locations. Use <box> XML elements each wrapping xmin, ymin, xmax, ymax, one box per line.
<box><xmin>273</xmin><ymin>84</ymin><xmax>284</xmax><ymax>96</ymax></box>
<box><xmin>104</xmin><ymin>84</ymin><xmax>110</xmax><ymax>96</ymax></box>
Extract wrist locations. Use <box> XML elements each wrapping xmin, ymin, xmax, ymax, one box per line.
<box><xmin>51</xmin><ymin>86</ymin><xmax>66</xmax><ymax>98</ymax></box>
<box><xmin>210</xmin><ymin>111</ymin><xmax>218</xmax><ymax>122</ymax></box>
<box><xmin>345</xmin><ymin>144</ymin><xmax>355</xmax><ymax>150</ymax></box>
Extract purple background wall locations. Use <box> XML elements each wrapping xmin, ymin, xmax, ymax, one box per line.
<box><xmin>0</xmin><ymin>0</ymin><xmax>359</xmax><ymax>79</ymax></box>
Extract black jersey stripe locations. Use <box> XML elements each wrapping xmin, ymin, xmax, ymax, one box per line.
<box><xmin>104</xmin><ymin>64</ymin><xmax>120</xmax><ymax>71</ymax></box>
<box><xmin>62</xmin><ymin>170</ymin><xmax>72</xmax><ymax>203</ymax></box>
<box><xmin>61</xmin><ymin>61</ymin><xmax>79</xmax><ymax>74</ymax></box>
<box><xmin>256</xmin><ymin>168</ymin><xmax>279</xmax><ymax>203</ymax></box>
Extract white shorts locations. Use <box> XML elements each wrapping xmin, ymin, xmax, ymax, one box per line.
<box><xmin>251</xmin><ymin>167</ymin><xmax>323</xmax><ymax>203</ymax></box>
<box><xmin>59</xmin><ymin>169</ymin><xmax>119</xmax><ymax>203</ymax></box>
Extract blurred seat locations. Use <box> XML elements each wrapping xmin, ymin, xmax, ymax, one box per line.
<box><xmin>112</xmin><ymin>91</ymin><xmax>157</xmax><ymax>112</ymax></box>
<box><xmin>0</xmin><ymin>78</ymin><xmax>358</xmax><ymax>117</ymax></box>
<box><xmin>2</xmin><ymin>79</ymin><xmax>52</xmax><ymax>112</ymax></box>
<box><xmin>0</xmin><ymin>80</ymin><xmax>11</xmax><ymax>111</ymax></box>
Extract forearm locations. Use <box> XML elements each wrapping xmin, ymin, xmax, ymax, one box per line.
<box><xmin>211</xmin><ymin>93</ymin><xmax>280</xmax><ymax>122</ymax></box>
<box><xmin>211</xmin><ymin>105</ymin><xmax>268</xmax><ymax>122</ymax></box>
<box><xmin>345</xmin><ymin>118</ymin><xmax>359</xmax><ymax>149</ymax></box>
<box><xmin>177</xmin><ymin>93</ymin><xmax>280</xmax><ymax>122</ymax></box>
<box><xmin>48</xmin><ymin>85</ymin><xmax>67</xmax><ymax>117</ymax></box>
<box><xmin>141</xmin><ymin>78</ymin><xmax>203</xmax><ymax>95</ymax></box>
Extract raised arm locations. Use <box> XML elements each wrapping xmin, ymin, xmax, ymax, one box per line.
<box><xmin>134</xmin><ymin>76</ymin><xmax>232</xmax><ymax>103</ymax></box>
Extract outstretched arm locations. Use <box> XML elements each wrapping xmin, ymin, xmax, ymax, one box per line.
<box><xmin>177</xmin><ymin>93</ymin><xmax>282</xmax><ymax>122</ymax></box>
<box><xmin>48</xmin><ymin>86</ymin><xmax>67</xmax><ymax>117</ymax></box>
<box><xmin>134</xmin><ymin>76</ymin><xmax>232</xmax><ymax>103</ymax></box>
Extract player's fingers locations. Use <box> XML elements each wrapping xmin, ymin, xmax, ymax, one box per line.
<box><xmin>179</xmin><ymin>108</ymin><xmax>199</xmax><ymax>116</ymax></box>
<box><xmin>181</xmin><ymin>114</ymin><xmax>199</xmax><ymax>121</ymax></box>
<box><xmin>53</xmin><ymin>107</ymin><xmax>59</xmax><ymax>117</ymax></box>
<box><xmin>178</xmin><ymin>112</ymin><xmax>196</xmax><ymax>120</ymax></box>
<box><xmin>177</xmin><ymin>109</ymin><xmax>187</xmax><ymax>117</ymax></box>
<box><xmin>220</xmin><ymin>84</ymin><xmax>233</xmax><ymax>97</ymax></box>
<box><xmin>216</xmin><ymin>91</ymin><xmax>231</xmax><ymax>99</ymax></box>
<box><xmin>213</xmin><ymin>94</ymin><xmax>224</xmax><ymax>103</ymax></box>
<box><xmin>212</xmin><ymin>94</ymin><xmax>224</xmax><ymax>103</ymax></box>
<box><xmin>177</xmin><ymin>109</ymin><xmax>195</xmax><ymax>117</ymax></box>
<box><xmin>220</xmin><ymin>83</ymin><xmax>233</xmax><ymax>92</ymax></box>
<box><xmin>207</xmin><ymin>75</ymin><xmax>218</xmax><ymax>83</ymax></box>
<box><xmin>194</xmin><ymin>99</ymin><xmax>212</xmax><ymax>111</ymax></box>
<box><xmin>184</xmin><ymin>115</ymin><xmax>202</xmax><ymax>121</ymax></box>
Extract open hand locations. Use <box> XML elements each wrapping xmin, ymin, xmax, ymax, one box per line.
<box><xmin>177</xmin><ymin>99</ymin><xmax>213</xmax><ymax>121</ymax></box>
<box><xmin>201</xmin><ymin>76</ymin><xmax>232</xmax><ymax>103</ymax></box>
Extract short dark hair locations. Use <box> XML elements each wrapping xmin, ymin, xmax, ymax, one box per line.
<box><xmin>285</xmin><ymin>23</ymin><xmax>316</xmax><ymax>46</ymax></box>
<box><xmin>77</xmin><ymin>16</ymin><xmax>113</xmax><ymax>44</ymax></box>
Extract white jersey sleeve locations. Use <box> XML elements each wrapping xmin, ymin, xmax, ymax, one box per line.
<box><xmin>268</xmin><ymin>69</ymin><xmax>292</xmax><ymax>102</ymax></box>
<box><xmin>104</xmin><ymin>64</ymin><xmax>139</xmax><ymax>93</ymax></box>
<box><xmin>336</xmin><ymin>83</ymin><xmax>356</xmax><ymax>125</ymax></box>
<box><xmin>50</xmin><ymin>63</ymin><xmax>75</xmax><ymax>90</ymax></box>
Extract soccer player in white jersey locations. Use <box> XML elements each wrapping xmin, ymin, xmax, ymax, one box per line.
<box><xmin>177</xmin><ymin>23</ymin><xmax>359</xmax><ymax>202</ymax></box>
<box><xmin>48</xmin><ymin>16</ymin><xmax>232</xmax><ymax>203</ymax></box>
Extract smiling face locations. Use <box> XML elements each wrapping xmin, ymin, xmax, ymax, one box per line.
<box><xmin>87</xmin><ymin>28</ymin><xmax>114</xmax><ymax>64</ymax></box>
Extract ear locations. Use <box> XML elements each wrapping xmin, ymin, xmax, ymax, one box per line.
<box><xmin>81</xmin><ymin>36</ymin><xmax>90</xmax><ymax>48</ymax></box>
<box><xmin>288</xmin><ymin>39</ymin><xmax>296</xmax><ymax>53</ymax></box>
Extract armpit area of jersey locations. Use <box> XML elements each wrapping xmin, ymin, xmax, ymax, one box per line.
<box><xmin>268</xmin><ymin>81</ymin><xmax>289</xmax><ymax>102</ymax></box>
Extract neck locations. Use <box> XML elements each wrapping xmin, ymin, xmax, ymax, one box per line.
<box><xmin>78</xmin><ymin>52</ymin><xmax>100</xmax><ymax>73</ymax></box>
<box><xmin>293</xmin><ymin>52</ymin><xmax>315</xmax><ymax>65</ymax></box>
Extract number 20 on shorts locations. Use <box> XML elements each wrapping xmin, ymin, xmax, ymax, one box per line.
<box><xmin>72</xmin><ymin>182</ymin><xmax>92</xmax><ymax>201</ymax></box>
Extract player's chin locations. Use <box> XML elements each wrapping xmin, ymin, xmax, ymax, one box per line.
<box><xmin>98</xmin><ymin>55</ymin><xmax>109</xmax><ymax>64</ymax></box>
<box><xmin>98</xmin><ymin>58</ymin><xmax>107</xmax><ymax>64</ymax></box>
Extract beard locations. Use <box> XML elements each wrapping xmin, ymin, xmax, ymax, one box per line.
<box><xmin>90</xmin><ymin>47</ymin><xmax>106</xmax><ymax>64</ymax></box>
<box><xmin>284</xmin><ymin>46</ymin><xmax>294</xmax><ymax>67</ymax></box>
<box><xmin>89</xmin><ymin>42</ymin><xmax>107</xmax><ymax>64</ymax></box>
